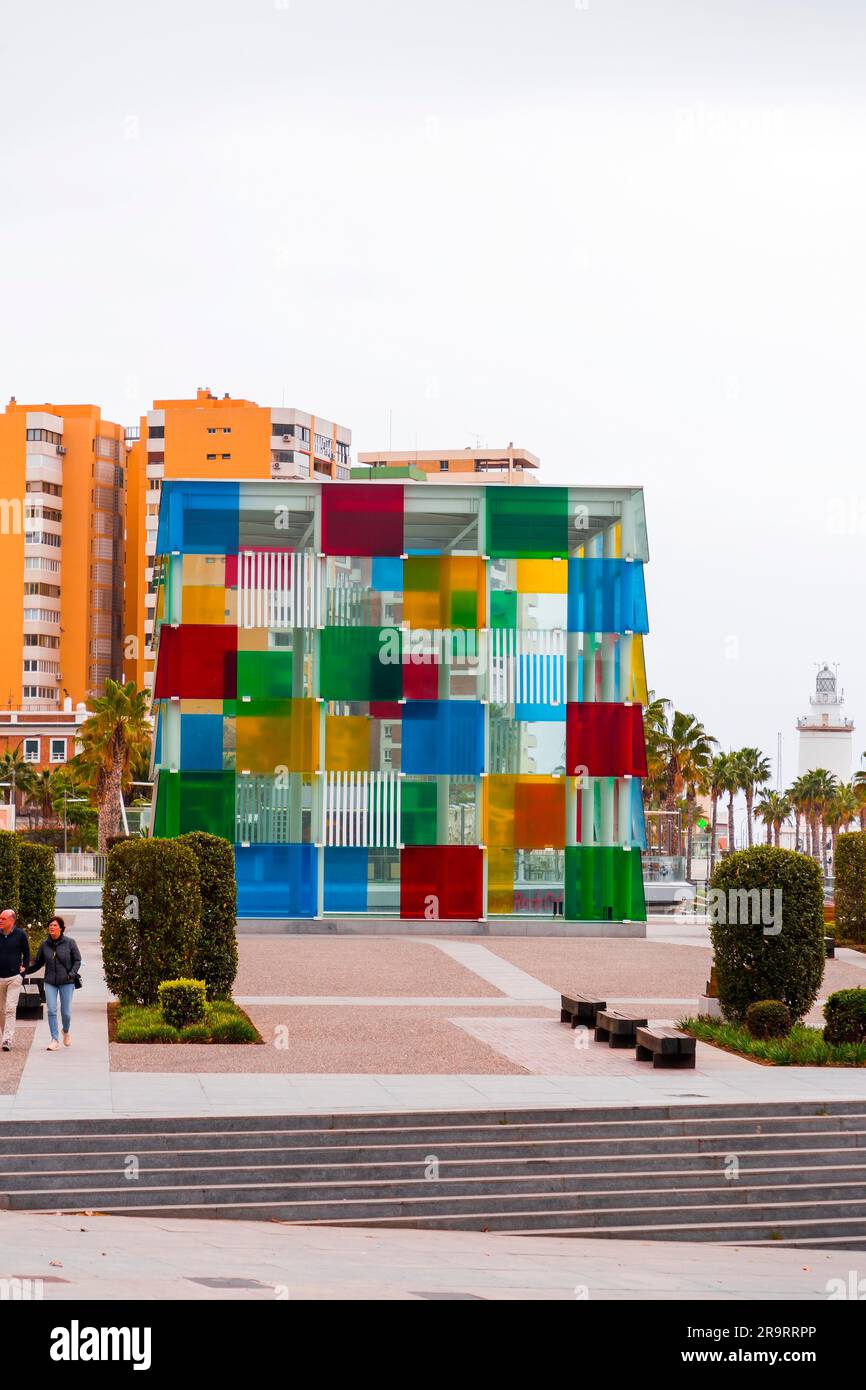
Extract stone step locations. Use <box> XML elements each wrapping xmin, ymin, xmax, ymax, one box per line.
<box><xmin>0</xmin><ymin>1098</ymin><xmax>861</xmax><ymax>1140</ymax></box>
<box><xmin>10</xmin><ymin>1183</ymin><xmax>866</xmax><ymax>1226</ymax></box>
<box><xmin>1</xmin><ymin>1126</ymin><xmax>863</xmax><ymax>1162</ymax></box>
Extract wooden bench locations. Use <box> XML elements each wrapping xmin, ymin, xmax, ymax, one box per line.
<box><xmin>594</xmin><ymin>1009</ymin><xmax>648</xmax><ymax>1048</ymax></box>
<box><xmin>560</xmin><ymin>994</ymin><xmax>607</xmax><ymax>1030</ymax></box>
<box><xmin>635</xmin><ymin>1025</ymin><xmax>696</xmax><ymax>1069</ymax></box>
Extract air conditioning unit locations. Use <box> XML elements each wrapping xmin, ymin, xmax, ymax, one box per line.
<box><xmin>282</xmin><ymin>434</ymin><xmax>291</xmax><ymax>442</ymax></box>
<box><xmin>57</xmin><ymin>445</ymin><xmax>67</xmax><ymax>455</ymax></box>
<box><xmin>273</xmin><ymin>462</ymin><xmax>281</xmax><ymax>472</ymax></box>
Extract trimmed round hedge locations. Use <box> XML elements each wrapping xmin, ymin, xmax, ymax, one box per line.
<box><xmin>824</xmin><ymin>988</ymin><xmax>866</xmax><ymax>1045</ymax></box>
<box><xmin>834</xmin><ymin>831</ymin><xmax>866</xmax><ymax>943</ymax></box>
<box><xmin>176</xmin><ymin>831</ymin><xmax>238</xmax><ymax>1000</ymax></box>
<box><xmin>709</xmin><ymin>846</ymin><xmax>825</xmax><ymax>1023</ymax></box>
<box><xmin>101</xmin><ymin>839</ymin><xmax>201</xmax><ymax>1005</ymax></box>
<box><xmin>18</xmin><ymin>841</ymin><xmax>56</xmax><ymax>953</ymax></box>
<box><xmin>745</xmin><ymin>1000</ymin><xmax>791</xmax><ymax>1039</ymax></box>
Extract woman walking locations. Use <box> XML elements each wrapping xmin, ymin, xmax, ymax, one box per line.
<box><xmin>26</xmin><ymin>917</ymin><xmax>81</xmax><ymax>1051</ymax></box>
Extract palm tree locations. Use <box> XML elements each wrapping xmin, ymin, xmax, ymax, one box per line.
<box><xmin>787</xmin><ymin>774</ymin><xmax>811</xmax><ymax>852</ymax></box>
<box><xmin>799</xmin><ymin>769</ymin><xmax>837</xmax><ymax>874</ymax></box>
<box><xmin>854</xmin><ymin>769</ymin><xmax>866</xmax><ymax>831</ymax></box>
<box><xmin>707</xmin><ymin>753</ymin><xmax>731</xmax><ymax>874</ymax></box>
<box><xmin>25</xmin><ymin>768</ymin><xmax>57</xmax><ymax>826</ymax></box>
<box><xmin>736</xmin><ymin>748</ymin><xmax>772</xmax><ymax>848</ymax></box>
<box><xmin>659</xmin><ymin>712</ymin><xmax>717</xmax><ymax>876</ymax></box>
<box><xmin>717</xmin><ymin>750</ymin><xmax>741</xmax><ymax>856</ymax></box>
<box><xmin>825</xmin><ymin>781</ymin><xmax>859</xmax><ymax>869</ymax></box>
<box><xmin>72</xmin><ymin>680</ymin><xmax>151</xmax><ymax>852</ymax></box>
<box><xmin>642</xmin><ymin>693</ymin><xmax>671</xmax><ymax>812</ymax></box>
<box><xmin>0</xmin><ymin>745</ymin><xmax>36</xmax><ymax>820</ymax></box>
<box><xmin>755</xmin><ymin>789</ymin><xmax>790</xmax><ymax>847</ymax></box>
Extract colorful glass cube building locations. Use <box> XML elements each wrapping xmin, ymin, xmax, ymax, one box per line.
<box><xmin>150</xmin><ymin>480</ymin><xmax>650</xmax><ymax>923</ymax></box>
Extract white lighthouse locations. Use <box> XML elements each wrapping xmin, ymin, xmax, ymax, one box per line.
<box><xmin>797</xmin><ymin>664</ymin><xmax>855</xmax><ymax>782</ymax></box>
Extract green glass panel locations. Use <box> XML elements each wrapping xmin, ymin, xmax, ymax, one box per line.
<box><xmin>404</xmin><ymin>556</ymin><xmax>440</xmax><ymax>592</ymax></box>
<box><xmin>178</xmin><ymin>771</ymin><xmax>236</xmax><ymax>839</ymax></box>
<box><xmin>237</xmin><ymin>650</ymin><xmax>294</xmax><ymax>700</ymax></box>
<box><xmin>450</xmin><ymin>589</ymin><xmax>477</xmax><ymax>628</ymax></box>
<box><xmin>401</xmin><ymin>781</ymin><xmax>439</xmax><ymax>845</ymax></box>
<box><xmin>564</xmin><ymin>846</ymin><xmax>646</xmax><ymax>922</ymax></box>
<box><xmin>320</xmin><ymin>627</ymin><xmax>402</xmax><ymax>701</ymax></box>
<box><xmin>490</xmin><ymin>591</ymin><xmax>517</xmax><ymax>629</ymax></box>
<box><xmin>487</xmin><ymin>487</ymin><xmax>569</xmax><ymax>559</ymax></box>
<box><xmin>152</xmin><ymin>770</ymin><xmax>180</xmax><ymax>837</ymax></box>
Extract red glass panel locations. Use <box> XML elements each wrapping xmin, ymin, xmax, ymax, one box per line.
<box><xmin>402</xmin><ymin>658</ymin><xmax>440</xmax><ymax>700</ymax></box>
<box><xmin>224</xmin><ymin>554</ymin><xmax>238</xmax><ymax>588</ymax></box>
<box><xmin>565</xmin><ymin>703</ymin><xmax>647</xmax><ymax>777</ymax></box>
<box><xmin>321</xmin><ymin>483</ymin><xmax>404</xmax><ymax>556</ymax></box>
<box><xmin>154</xmin><ymin>625</ymin><xmax>238</xmax><ymax>700</ymax></box>
<box><xmin>369</xmin><ymin>701</ymin><xmax>402</xmax><ymax>720</ymax></box>
<box><xmin>400</xmin><ymin>846</ymin><xmax>483</xmax><ymax>920</ymax></box>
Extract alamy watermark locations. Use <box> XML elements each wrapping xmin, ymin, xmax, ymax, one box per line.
<box><xmin>676</xmin><ymin>887</ymin><xmax>782</xmax><ymax>936</ymax></box>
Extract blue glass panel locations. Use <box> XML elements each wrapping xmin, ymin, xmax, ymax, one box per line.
<box><xmin>371</xmin><ymin>557</ymin><xmax>404</xmax><ymax>592</ymax></box>
<box><xmin>514</xmin><ymin>651</ymin><xmax>567</xmax><ymax>722</ymax></box>
<box><xmin>156</xmin><ymin>480</ymin><xmax>240</xmax><ymax>556</ymax></box>
<box><xmin>567</xmin><ymin>559</ymin><xmax>648</xmax><ymax>634</ymax></box>
<box><xmin>180</xmin><ymin>714</ymin><xmax>224</xmax><ymax>771</ymax></box>
<box><xmin>234</xmin><ymin>844</ymin><xmax>317</xmax><ymax>918</ymax></box>
<box><xmin>402</xmin><ymin>701</ymin><xmax>484</xmax><ymax>775</ymax></box>
<box><xmin>323</xmin><ymin>847</ymin><xmax>368</xmax><ymax>912</ymax></box>
<box><xmin>153</xmin><ymin>706</ymin><xmax>163</xmax><ymax>767</ymax></box>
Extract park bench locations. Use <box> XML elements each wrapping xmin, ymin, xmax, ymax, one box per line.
<box><xmin>635</xmin><ymin>1025</ymin><xmax>696</xmax><ymax>1069</ymax></box>
<box><xmin>560</xmin><ymin>994</ymin><xmax>607</xmax><ymax>1030</ymax></box>
<box><xmin>594</xmin><ymin>1009</ymin><xmax>648</xmax><ymax>1048</ymax></box>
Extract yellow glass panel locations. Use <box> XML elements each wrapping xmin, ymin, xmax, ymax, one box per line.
<box><xmin>517</xmin><ymin>559</ymin><xmax>567</xmax><ymax>594</ymax></box>
<box><xmin>237</xmin><ymin>627</ymin><xmax>271</xmax><ymax>652</ymax></box>
<box><xmin>236</xmin><ymin>699</ymin><xmax>318</xmax><ymax>774</ymax></box>
<box><xmin>183</xmin><ymin>586</ymin><xmax>227</xmax><ymax>624</ymax></box>
<box><xmin>487</xmin><ymin>848</ymin><xmax>515</xmax><ymax>914</ymax></box>
<box><xmin>183</xmin><ymin>555</ymin><xmax>225</xmax><ymax>587</ymax></box>
<box><xmin>180</xmin><ymin>699</ymin><xmax>224</xmax><ymax>716</ymax></box>
<box><xmin>484</xmin><ymin>776</ymin><xmax>516</xmax><ymax>849</ymax></box>
<box><xmin>403</xmin><ymin>586</ymin><xmax>442</xmax><ymax>628</ymax></box>
<box><xmin>629</xmin><ymin>635</ymin><xmax>648</xmax><ymax>705</ymax></box>
<box><xmin>325</xmin><ymin>715</ymin><xmax>371</xmax><ymax>771</ymax></box>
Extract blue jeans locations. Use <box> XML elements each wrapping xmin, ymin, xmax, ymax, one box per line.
<box><xmin>44</xmin><ymin>983</ymin><xmax>74</xmax><ymax>1042</ymax></box>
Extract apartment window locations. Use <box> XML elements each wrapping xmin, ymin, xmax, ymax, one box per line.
<box><xmin>336</xmin><ymin>440</ymin><xmax>350</xmax><ymax>466</ymax></box>
<box><xmin>439</xmin><ymin>461</ymin><xmax>449</xmax><ymax>471</ymax></box>
<box><xmin>24</xmin><ymin>608</ymin><xmax>60</xmax><ymax>622</ymax></box>
<box><xmin>272</xmin><ymin>451</ymin><xmax>294</xmax><ymax>464</ymax></box>
<box><xmin>221</xmin><ymin>453</ymin><xmax>231</xmax><ymax>460</ymax></box>
<box><xmin>25</xmin><ymin>635</ymin><xmax>60</xmax><ymax>650</ymax></box>
<box><xmin>207</xmin><ymin>453</ymin><xmax>217</xmax><ymax>461</ymax></box>
<box><xmin>50</xmin><ymin>738</ymin><xmax>66</xmax><ymax>764</ymax></box>
<box><xmin>25</xmin><ymin>481</ymin><xmax>62</xmax><ymax>497</ymax></box>
<box><xmin>24</xmin><ymin>557</ymin><xmax>60</xmax><ymax>572</ymax></box>
<box><xmin>148</xmin><ymin>426</ymin><xmax>165</xmax><ymax>439</ymax></box>
<box><xmin>222</xmin><ymin>427</ymin><xmax>231</xmax><ymax>434</ymax></box>
<box><xmin>24</xmin><ymin>532</ymin><xmax>61</xmax><ymax>547</ymax></box>
<box><xmin>23</xmin><ymin>739</ymin><xmax>39</xmax><ymax>762</ymax></box>
<box><xmin>26</xmin><ymin>428</ymin><xmax>62</xmax><ymax>445</ymax></box>
<box><xmin>25</xmin><ymin>506</ymin><xmax>62</xmax><ymax>523</ymax></box>
<box><xmin>295</xmin><ymin>426</ymin><xmax>310</xmax><ymax>443</ymax></box>
<box><xmin>24</xmin><ymin>583</ymin><xmax>61</xmax><ymax>597</ymax></box>
<box><xmin>207</xmin><ymin>427</ymin><xmax>217</xmax><ymax>434</ymax></box>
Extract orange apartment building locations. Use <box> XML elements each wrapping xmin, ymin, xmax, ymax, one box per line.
<box><xmin>124</xmin><ymin>388</ymin><xmax>352</xmax><ymax>693</ymax></box>
<box><xmin>0</xmin><ymin>399</ymin><xmax>126</xmax><ymax>713</ymax></box>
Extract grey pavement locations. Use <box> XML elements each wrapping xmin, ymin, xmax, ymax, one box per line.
<box><xmin>0</xmin><ymin>1212</ymin><xmax>858</xmax><ymax>1301</ymax></box>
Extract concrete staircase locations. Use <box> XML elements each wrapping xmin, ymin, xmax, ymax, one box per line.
<box><xmin>2</xmin><ymin>1100</ymin><xmax>866</xmax><ymax>1248</ymax></box>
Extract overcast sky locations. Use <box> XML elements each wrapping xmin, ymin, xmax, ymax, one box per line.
<box><xmin>2</xmin><ymin>0</ymin><xmax>865</xmax><ymax>794</ymax></box>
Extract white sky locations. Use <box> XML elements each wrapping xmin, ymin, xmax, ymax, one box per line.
<box><xmin>2</xmin><ymin>0</ymin><xmax>865</xmax><ymax>794</ymax></box>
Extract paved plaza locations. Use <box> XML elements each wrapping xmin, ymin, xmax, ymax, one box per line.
<box><xmin>0</xmin><ymin>1211</ymin><xmax>858</xmax><ymax>1301</ymax></box>
<box><xmin>2</xmin><ymin>911</ymin><xmax>866</xmax><ymax>1120</ymax></box>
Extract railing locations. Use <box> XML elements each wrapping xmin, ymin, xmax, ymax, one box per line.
<box><xmin>54</xmin><ymin>853</ymin><xmax>106</xmax><ymax>883</ymax></box>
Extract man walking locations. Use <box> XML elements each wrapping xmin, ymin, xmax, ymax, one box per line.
<box><xmin>0</xmin><ymin>909</ymin><xmax>29</xmax><ymax>1051</ymax></box>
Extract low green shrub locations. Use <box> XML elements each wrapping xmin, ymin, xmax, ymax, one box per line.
<box><xmin>179</xmin><ymin>1023</ymin><xmax>211</xmax><ymax>1042</ymax></box>
<box><xmin>209</xmin><ymin>1015</ymin><xmax>259</xmax><ymax>1044</ymax></box>
<box><xmin>681</xmin><ymin>1016</ymin><xmax>866</xmax><ymax>1066</ymax></box>
<box><xmin>745</xmin><ymin>1000</ymin><xmax>792</xmax><ymax>1039</ymax></box>
<box><xmin>116</xmin><ymin>1021</ymin><xmax>180</xmax><ymax>1044</ymax></box>
<box><xmin>158</xmin><ymin>979</ymin><xmax>207</xmax><ymax>1029</ymax></box>
<box><xmin>824</xmin><ymin>989</ymin><xmax>866</xmax><ymax>1045</ymax></box>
